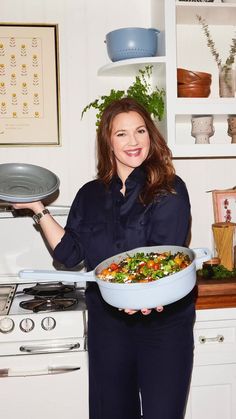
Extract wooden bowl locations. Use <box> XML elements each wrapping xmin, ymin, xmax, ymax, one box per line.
<box><xmin>178</xmin><ymin>78</ymin><xmax>212</xmax><ymax>87</ymax></box>
<box><xmin>177</xmin><ymin>84</ymin><xmax>211</xmax><ymax>98</ymax></box>
<box><xmin>177</xmin><ymin>68</ymin><xmax>212</xmax><ymax>84</ymax></box>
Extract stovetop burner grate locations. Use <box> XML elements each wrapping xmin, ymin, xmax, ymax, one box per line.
<box><xmin>19</xmin><ymin>296</ymin><xmax>78</xmax><ymax>313</ymax></box>
<box><xmin>22</xmin><ymin>282</ymin><xmax>76</xmax><ymax>297</ymax></box>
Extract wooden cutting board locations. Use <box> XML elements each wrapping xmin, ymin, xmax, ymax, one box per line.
<box><xmin>196</xmin><ymin>276</ymin><xmax>236</xmax><ymax>309</ymax></box>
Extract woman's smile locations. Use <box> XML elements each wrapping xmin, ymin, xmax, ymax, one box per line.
<box><xmin>124</xmin><ymin>147</ymin><xmax>142</xmax><ymax>157</ymax></box>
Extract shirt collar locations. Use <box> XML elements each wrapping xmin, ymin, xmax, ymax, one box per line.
<box><xmin>111</xmin><ymin>166</ymin><xmax>146</xmax><ymax>191</ymax></box>
<box><xmin>125</xmin><ymin>166</ymin><xmax>146</xmax><ymax>192</ymax></box>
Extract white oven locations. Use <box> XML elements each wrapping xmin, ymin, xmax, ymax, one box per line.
<box><xmin>0</xmin><ymin>206</ymin><xmax>89</xmax><ymax>419</ymax></box>
<box><xmin>0</xmin><ymin>349</ymin><xmax>88</xmax><ymax>419</ymax></box>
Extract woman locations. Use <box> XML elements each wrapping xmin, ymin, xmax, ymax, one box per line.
<box><xmin>13</xmin><ymin>98</ymin><xmax>195</xmax><ymax>419</ymax></box>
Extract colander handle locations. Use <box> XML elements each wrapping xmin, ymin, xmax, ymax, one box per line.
<box><xmin>148</xmin><ymin>28</ymin><xmax>160</xmax><ymax>34</ymax></box>
<box><xmin>18</xmin><ymin>269</ymin><xmax>95</xmax><ymax>284</ymax></box>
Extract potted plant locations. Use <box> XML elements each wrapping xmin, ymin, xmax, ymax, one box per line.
<box><xmin>81</xmin><ymin>65</ymin><xmax>165</xmax><ymax>128</ymax></box>
<box><xmin>196</xmin><ymin>14</ymin><xmax>236</xmax><ymax>97</ymax></box>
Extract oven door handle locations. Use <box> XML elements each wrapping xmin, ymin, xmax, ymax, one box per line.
<box><xmin>19</xmin><ymin>342</ymin><xmax>81</xmax><ymax>354</ymax></box>
<box><xmin>0</xmin><ymin>366</ymin><xmax>81</xmax><ymax>378</ymax></box>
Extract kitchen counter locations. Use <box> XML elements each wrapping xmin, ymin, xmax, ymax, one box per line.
<box><xmin>196</xmin><ymin>276</ymin><xmax>236</xmax><ymax>310</ymax></box>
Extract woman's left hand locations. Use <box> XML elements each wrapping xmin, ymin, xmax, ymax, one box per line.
<box><xmin>121</xmin><ymin>306</ymin><xmax>164</xmax><ymax>315</ymax></box>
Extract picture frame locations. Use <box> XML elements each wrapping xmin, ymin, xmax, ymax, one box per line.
<box><xmin>0</xmin><ymin>23</ymin><xmax>60</xmax><ymax>146</ymax></box>
<box><xmin>212</xmin><ymin>189</ymin><xmax>236</xmax><ymax>223</ymax></box>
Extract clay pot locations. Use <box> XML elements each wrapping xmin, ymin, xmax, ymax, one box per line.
<box><xmin>191</xmin><ymin>115</ymin><xmax>214</xmax><ymax>144</ymax></box>
<box><xmin>227</xmin><ymin>115</ymin><xmax>236</xmax><ymax>143</ymax></box>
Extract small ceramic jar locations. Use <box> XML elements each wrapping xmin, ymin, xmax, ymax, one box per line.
<box><xmin>191</xmin><ymin>115</ymin><xmax>215</xmax><ymax>144</ymax></box>
<box><xmin>227</xmin><ymin>115</ymin><xmax>236</xmax><ymax>143</ymax></box>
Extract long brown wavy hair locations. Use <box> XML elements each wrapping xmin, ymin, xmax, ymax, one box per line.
<box><xmin>96</xmin><ymin>97</ymin><xmax>175</xmax><ymax>204</ymax></box>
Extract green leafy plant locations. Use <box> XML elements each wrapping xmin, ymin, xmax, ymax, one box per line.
<box><xmin>196</xmin><ymin>14</ymin><xmax>236</xmax><ymax>70</ymax></box>
<box><xmin>198</xmin><ymin>264</ymin><xmax>236</xmax><ymax>279</ymax></box>
<box><xmin>81</xmin><ymin>66</ymin><xmax>165</xmax><ymax>128</ymax></box>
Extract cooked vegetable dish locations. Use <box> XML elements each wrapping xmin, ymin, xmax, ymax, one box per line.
<box><xmin>98</xmin><ymin>251</ymin><xmax>191</xmax><ymax>283</ymax></box>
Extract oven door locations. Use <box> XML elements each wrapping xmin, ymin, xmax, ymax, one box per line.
<box><xmin>0</xmin><ymin>350</ymin><xmax>89</xmax><ymax>419</ymax></box>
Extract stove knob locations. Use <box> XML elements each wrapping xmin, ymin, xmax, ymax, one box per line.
<box><xmin>41</xmin><ymin>317</ymin><xmax>56</xmax><ymax>331</ymax></box>
<box><xmin>0</xmin><ymin>317</ymin><xmax>15</xmax><ymax>333</ymax></box>
<box><xmin>20</xmin><ymin>318</ymin><xmax>35</xmax><ymax>333</ymax></box>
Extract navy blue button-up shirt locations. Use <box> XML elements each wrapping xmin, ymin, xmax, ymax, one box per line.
<box><xmin>54</xmin><ymin>167</ymin><xmax>191</xmax><ymax>272</ymax></box>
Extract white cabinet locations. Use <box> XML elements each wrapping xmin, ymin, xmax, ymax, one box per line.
<box><xmin>185</xmin><ymin>307</ymin><xmax>236</xmax><ymax>419</ymax></box>
<box><xmin>98</xmin><ymin>0</ymin><xmax>236</xmax><ymax>158</ymax></box>
<box><xmin>186</xmin><ymin>364</ymin><xmax>236</xmax><ymax>419</ymax></box>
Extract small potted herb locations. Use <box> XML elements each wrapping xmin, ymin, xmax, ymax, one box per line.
<box><xmin>196</xmin><ymin>14</ymin><xmax>236</xmax><ymax>97</ymax></box>
<box><xmin>81</xmin><ymin>65</ymin><xmax>165</xmax><ymax>128</ymax></box>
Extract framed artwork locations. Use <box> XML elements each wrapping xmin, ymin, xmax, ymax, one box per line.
<box><xmin>0</xmin><ymin>23</ymin><xmax>60</xmax><ymax>146</ymax></box>
<box><xmin>212</xmin><ymin>189</ymin><xmax>236</xmax><ymax>223</ymax></box>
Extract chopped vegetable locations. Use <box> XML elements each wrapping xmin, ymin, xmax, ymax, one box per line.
<box><xmin>98</xmin><ymin>251</ymin><xmax>191</xmax><ymax>284</ymax></box>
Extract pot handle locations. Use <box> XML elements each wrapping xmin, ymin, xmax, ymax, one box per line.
<box><xmin>18</xmin><ymin>269</ymin><xmax>96</xmax><ymax>284</ymax></box>
<box><xmin>192</xmin><ymin>247</ymin><xmax>212</xmax><ymax>270</ymax></box>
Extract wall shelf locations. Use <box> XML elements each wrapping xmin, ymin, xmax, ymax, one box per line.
<box><xmin>97</xmin><ymin>0</ymin><xmax>236</xmax><ymax>158</ymax></box>
<box><xmin>97</xmin><ymin>56</ymin><xmax>166</xmax><ymax>76</ymax></box>
<box><xmin>176</xmin><ymin>2</ymin><xmax>236</xmax><ymax>25</ymax></box>
<box><xmin>175</xmin><ymin>99</ymin><xmax>236</xmax><ymax>116</ymax></box>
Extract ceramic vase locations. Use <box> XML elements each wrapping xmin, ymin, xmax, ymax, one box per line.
<box><xmin>227</xmin><ymin>115</ymin><xmax>236</xmax><ymax>143</ymax></box>
<box><xmin>219</xmin><ymin>66</ymin><xmax>235</xmax><ymax>98</ymax></box>
<box><xmin>191</xmin><ymin>115</ymin><xmax>214</xmax><ymax>144</ymax></box>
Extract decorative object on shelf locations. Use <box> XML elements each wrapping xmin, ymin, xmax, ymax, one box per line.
<box><xmin>219</xmin><ymin>66</ymin><xmax>235</xmax><ymax>97</ymax></box>
<box><xmin>177</xmin><ymin>68</ymin><xmax>212</xmax><ymax>97</ymax></box>
<box><xmin>105</xmin><ymin>27</ymin><xmax>160</xmax><ymax>62</ymax></box>
<box><xmin>177</xmin><ymin>84</ymin><xmax>211</xmax><ymax>97</ymax></box>
<box><xmin>191</xmin><ymin>115</ymin><xmax>214</xmax><ymax>143</ymax></box>
<box><xmin>227</xmin><ymin>115</ymin><xmax>236</xmax><ymax>143</ymax></box>
<box><xmin>212</xmin><ymin>222</ymin><xmax>236</xmax><ymax>270</ymax></box>
<box><xmin>81</xmin><ymin>66</ymin><xmax>165</xmax><ymax>128</ymax></box>
<box><xmin>212</xmin><ymin>187</ymin><xmax>236</xmax><ymax>223</ymax></box>
<box><xmin>196</xmin><ymin>15</ymin><xmax>236</xmax><ymax>98</ymax></box>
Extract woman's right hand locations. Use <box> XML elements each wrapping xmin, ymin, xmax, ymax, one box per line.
<box><xmin>11</xmin><ymin>201</ymin><xmax>45</xmax><ymax>213</ymax></box>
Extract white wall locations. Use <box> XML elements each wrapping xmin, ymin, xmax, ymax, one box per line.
<box><xmin>0</xmin><ymin>0</ymin><xmax>235</xmax><ymax>254</ymax></box>
<box><xmin>0</xmin><ymin>0</ymin><xmax>150</xmax><ymax>200</ymax></box>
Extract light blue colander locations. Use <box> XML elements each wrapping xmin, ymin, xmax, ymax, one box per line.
<box><xmin>105</xmin><ymin>27</ymin><xmax>160</xmax><ymax>62</ymax></box>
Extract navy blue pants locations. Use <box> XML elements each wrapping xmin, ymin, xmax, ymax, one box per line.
<box><xmin>86</xmin><ymin>285</ymin><xmax>195</xmax><ymax>419</ymax></box>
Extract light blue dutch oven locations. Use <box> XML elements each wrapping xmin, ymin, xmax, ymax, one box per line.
<box><xmin>105</xmin><ymin>27</ymin><xmax>160</xmax><ymax>62</ymax></box>
<box><xmin>19</xmin><ymin>246</ymin><xmax>211</xmax><ymax>310</ymax></box>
